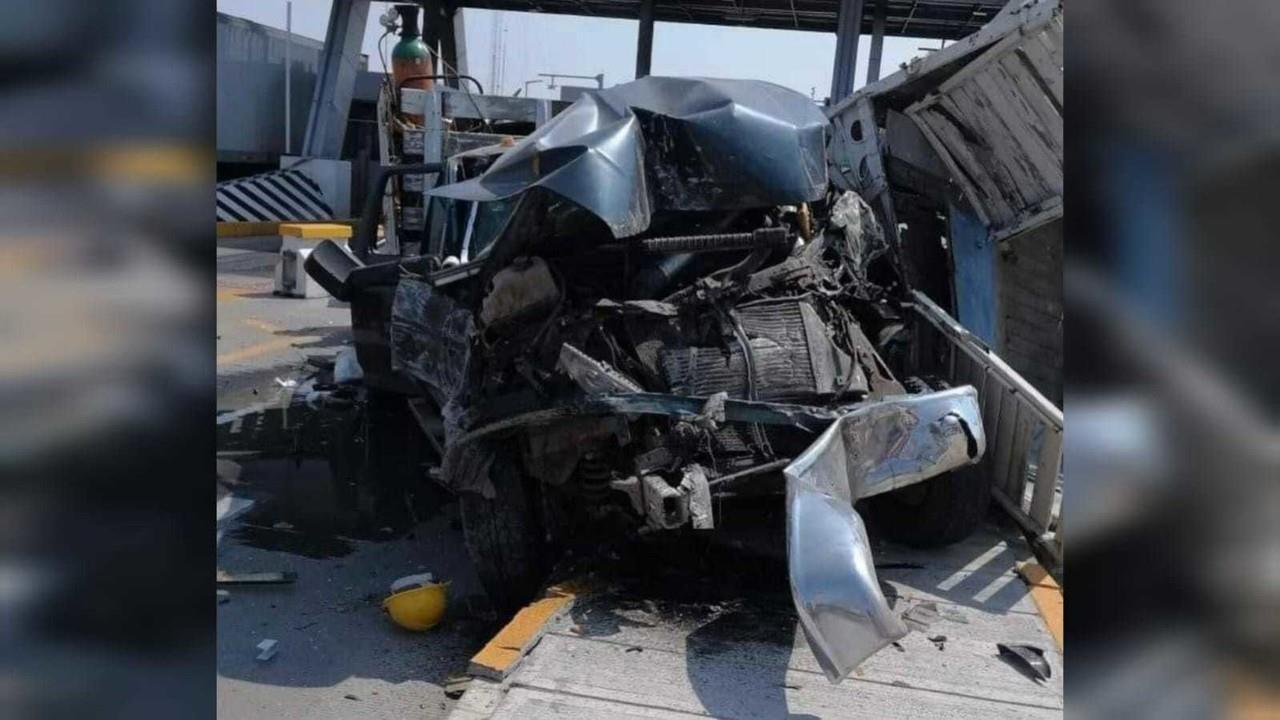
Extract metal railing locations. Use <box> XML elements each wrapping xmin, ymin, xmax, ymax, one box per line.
<box><xmin>912</xmin><ymin>290</ymin><xmax>1063</xmax><ymax>569</ymax></box>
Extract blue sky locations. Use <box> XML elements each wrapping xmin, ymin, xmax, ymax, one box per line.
<box><xmin>218</xmin><ymin>0</ymin><xmax>940</xmax><ymax>100</ymax></box>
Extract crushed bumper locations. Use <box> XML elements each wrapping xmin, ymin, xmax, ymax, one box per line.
<box><xmin>784</xmin><ymin>386</ymin><xmax>985</xmax><ymax>682</ymax></box>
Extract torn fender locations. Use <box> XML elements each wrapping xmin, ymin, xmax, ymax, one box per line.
<box><xmin>785</xmin><ymin>386</ymin><xmax>985</xmax><ymax>682</ymax></box>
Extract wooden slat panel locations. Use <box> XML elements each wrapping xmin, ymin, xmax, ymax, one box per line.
<box><xmin>975</xmin><ymin>361</ymin><xmax>990</xmax><ymax>415</ymax></box>
<box><xmin>1004</xmin><ymin>405</ymin><xmax>1035</xmax><ymax>504</ymax></box>
<box><xmin>1038</xmin><ymin>20</ymin><xmax>1065</xmax><ymax>72</ymax></box>
<box><xmin>909</xmin><ymin>109</ymin><xmax>993</xmax><ymax>227</ymax></box>
<box><xmin>915</xmin><ymin>106</ymin><xmax>1010</xmax><ymax>223</ymax></box>
<box><xmin>948</xmin><ymin>335</ymin><xmax>960</xmax><ymax>383</ymax></box>
<box><xmin>1028</xmin><ymin>427</ymin><xmax>1063</xmax><ymax>527</ymax></box>
<box><xmin>981</xmin><ymin>373</ymin><xmax>1005</xmax><ymax>478</ymax></box>
<box><xmin>995</xmin><ymin>52</ymin><xmax>1063</xmax><ymax>146</ymax></box>
<box><xmin>958</xmin><ymin>76</ymin><xmax>1056</xmax><ymax>211</ymax></box>
<box><xmin>952</xmin><ymin>346</ymin><xmax>969</xmax><ymax>388</ymax></box>
<box><xmin>935</xmin><ymin>92</ymin><xmax>1029</xmax><ymax>219</ymax></box>
<box><xmin>1017</xmin><ymin>37</ymin><xmax>1063</xmax><ymax>106</ymax></box>
<box><xmin>943</xmin><ymin>85</ymin><xmax>1038</xmax><ymax>212</ymax></box>
<box><xmin>972</xmin><ymin>68</ymin><xmax>1060</xmax><ymax>196</ymax></box>
<box><xmin>991</xmin><ymin>391</ymin><xmax>1020</xmax><ymax>492</ymax></box>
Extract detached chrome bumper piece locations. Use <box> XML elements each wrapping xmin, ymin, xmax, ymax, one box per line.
<box><xmin>785</xmin><ymin>386</ymin><xmax>985</xmax><ymax>682</ymax></box>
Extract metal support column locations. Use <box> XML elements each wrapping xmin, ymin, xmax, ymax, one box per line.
<box><xmin>866</xmin><ymin>0</ymin><xmax>886</xmax><ymax>85</ymax></box>
<box><xmin>452</xmin><ymin>8</ymin><xmax>469</xmax><ymax>78</ymax></box>
<box><xmin>635</xmin><ymin>0</ymin><xmax>654</xmax><ymax>79</ymax></box>
<box><xmin>422</xmin><ymin>0</ymin><xmax>445</xmax><ymax>71</ymax></box>
<box><xmin>829</xmin><ymin>0</ymin><xmax>864</xmax><ymax>102</ymax></box>
<box><xmin>435</xmin><ymin>2</ymin><xmax>461</xmax><ymax>86</ymax></box>
<box><xmin>423</xmin><ymin>0</ymin><xmax>460</xmax><ymax>86</ymax></box>
<box><xmin>302</xmin><ymin>0</ymin><xmax>370</xmax><ymax>158</ymax></box>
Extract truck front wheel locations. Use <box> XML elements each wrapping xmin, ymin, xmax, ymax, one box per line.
<box><xmin>866</xmin><ymin>463</ymin><xmax>990</xmax><ymax>548</ymax></box>
<box><xmin>458</xmin><ymin>448</ymin><xmax>550</xmax><ymax>612</ymax></box>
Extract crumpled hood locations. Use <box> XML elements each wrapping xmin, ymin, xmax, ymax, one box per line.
<box><xmin>429</xmin><ymin>76</ymin><xmax>829</xmax><ymax>238</ymax></box>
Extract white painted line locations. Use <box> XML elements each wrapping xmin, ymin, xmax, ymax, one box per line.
<box><xmin>936</xmin><ymin>543</ymin><xmax>1011</xmax><ymax>591</ymax></box>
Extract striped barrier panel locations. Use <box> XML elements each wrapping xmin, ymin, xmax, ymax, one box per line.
<box><xmin>216</xmin><ymin>168</ymin><xmax>333</xmax><ymax>223</ymax></box>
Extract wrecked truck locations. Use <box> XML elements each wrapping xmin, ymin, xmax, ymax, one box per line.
<box><xmin>305</xmin><ymin>76</ymin><xmax>987</xmax><ymax>681</ymax></box>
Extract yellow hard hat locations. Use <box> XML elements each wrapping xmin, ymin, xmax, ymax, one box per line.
<box><xmin>383</xmin><ymin>581</ymin><xmax>449</xmax><ymax>631</ymax></box>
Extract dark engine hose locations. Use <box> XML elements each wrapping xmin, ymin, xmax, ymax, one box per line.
<box><xmin>632</xmin><ymin>226</ymin><xmax>789</xmax><ymax>254</ymax></box>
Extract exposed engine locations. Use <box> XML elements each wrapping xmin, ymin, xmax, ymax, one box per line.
<box><xmin>391</xmin><ymin>189</ymin><xmax>908</xmax><ymax>534</ymax></box>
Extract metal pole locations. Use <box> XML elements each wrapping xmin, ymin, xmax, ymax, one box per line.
<box><xmin>829</xmin><ymin>0</ymin><xmax>864</xmax><ymax>102</ymax></box>
<box><xmin>285</xmin><ymin>1</ymin><xmax>292</xmax><ymax>154</ymax></box>
<box><xmin>866</xmin><ymin>0</ymin><xmax>885</xmax><ymax>85</ymax></box>
<box><xmin>635</xmin><ymin>0</ymin><xmax>654</xmax><ymax>78</ymax></box>
<box><xmin>302</xmin><ymin>0</ymin><xmax>371</xmax><ymax>159</ymax></box>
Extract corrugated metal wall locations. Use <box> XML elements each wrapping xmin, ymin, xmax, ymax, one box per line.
<box><xmin>216</xmin><ymin>12</ymin><xmax>367</xmax><ymax>162</ymax></box>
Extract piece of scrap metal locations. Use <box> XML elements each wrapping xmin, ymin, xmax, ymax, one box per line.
<box><xmin>785</xmin><ymin>386</ymin><xmax>985</xmax><ymax>682</ymax></box>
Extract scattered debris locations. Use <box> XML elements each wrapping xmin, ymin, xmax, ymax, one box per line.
<box><xmin>875</xmin><ymin>562</ymin><xmax>925</xmax><ymax>570</ymax></box>
<box><xmin>996</xmin><ymin>643</ymin><xmax>1051</xmax><ymax>682</ymax></box>
<box><xmin>343</xmin><ymin>694</ymin><xmax>361</xmax><ymax>702</ymax></box>
<box><xmin>294</xmin><ymin>621</ymin><xmax>318</xmax><ymax>631</ymax></box>
<box><xmin>274</xmin><ymin>377</ymin><xmax>298</xmax><ymax>388</ymax></box>
<box><xmin>937</xmin><ymin>605</ymin><xmax>969</xmax><ymax>624</ymax></box>
<box><xmin>625</xmin><ymin>646</ymin><xmax>643</xmax><ymax>653</ymax></box>
<box><xmin>334</xmin><ymin>347</ymin><xmax>364</xmax><ymax>385</ymax></box>
<box><xmin>927</xmin><ymin>635</ymin><xmax>947</xmax><ymax>651</ymax></box>
<box><xmin>902</xmin><ymin>601</ymin><xmax>940</xmax><ymax>632</ymax></box>
<box><xmin>255</xmin><ymin>639</ymin><xmax>279</xmax><ymax>661</ymax></box>
<box><xmin>444</xmin><ymin>672</ymin><xmax>472</xmax><ymax>699</ymax></box>
<box><xmin>306</xmin><ymin>355</ymin><xmax>336</xmax><ymax>370</ymax></box>
<box><xmin>390</xmin><ymin>572</ymin><xmax>436</xmax><ymax>594</ymax></box>
<box><xmin>217</xmin><ymin>571</ymin><xmax>297</xmax><ymax>586</ymax></box>
<box><xmin>890</xmin><ymin>642</ymin><xmax>905</xmax><ymax>653</ymax></box>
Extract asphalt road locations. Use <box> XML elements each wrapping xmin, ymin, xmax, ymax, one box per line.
<box><xmin>216</xmin><ymin>236</ymin><xmax>490</xmax><ymax>720</ymax></box>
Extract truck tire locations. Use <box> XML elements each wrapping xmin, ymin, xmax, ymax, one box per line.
<box><xmin>867</xmin><ymin>463</ymin><xmax>990</xmax><ymax>548</ymax></box>
<box><xmin>458</xmin><ymin>449</ymin><xmax>549</xmax><ymax>612</ymax></box>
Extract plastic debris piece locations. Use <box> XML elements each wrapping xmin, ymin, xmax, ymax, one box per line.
<box><xmin>444</xmin><ymin>672</ymin><xmax>471</xmax><ymax>699</ymax></box>
<box><xmin>390</xmin><ymin>572</ymin><xmax>436</xmax><ymax>594</ymax></box>
<box><xmin>334</xmin><ymin>347</ymin><xmax>364</xmax><ymax>385</ymax></box>
<box><xmin>256</xmin><ymin>639</ymin><xmax>279</xmax><ymax>661</ymax></box>
<box><xmin>902</xmin><ymin>601</ymin><xmax>940</xmax><ymax>632</ymax></box>
<box><xmin>997</xmin><ymin>643</ymin><xmax>1051</xmax><ymax>682</ymax></box>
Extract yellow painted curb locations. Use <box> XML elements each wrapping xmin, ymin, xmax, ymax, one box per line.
<box><xmin>279</xmin><ymin>222</ymin><xmax>353</xmax><ymax>239</ymax></box>
<box><xmin>216</xmin><ymin>219</ymin><xmax>362</xmax><ymax>238</ymax></box>
<box><xmin>1017</xmin><ymin>561</ymin><xmax>1063</xmax><ymax>651</ymax></box>
<box><xmin>216</xmin><ymin>221</ymin><xmax>283</xmax><ymax>238</ymax></box>
<box><xmin>468</xmin><ymin>581</ymin><xmax>588</xmax><ymax>680</ymax></box>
